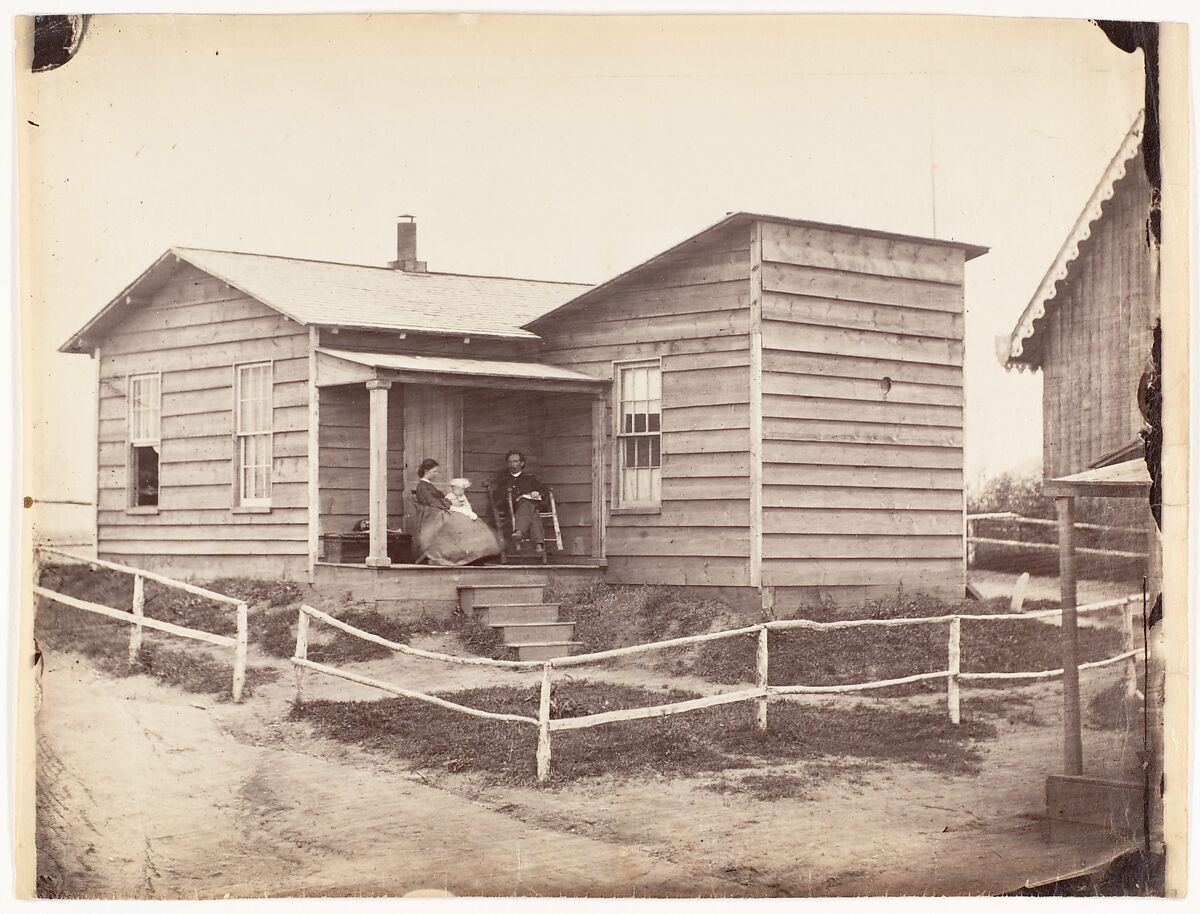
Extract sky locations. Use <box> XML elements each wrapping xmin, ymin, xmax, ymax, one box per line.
<box><xmin>17</xmin><ymin>13</ymin><xmax>1146</xmax><ymax>507</ymax></box>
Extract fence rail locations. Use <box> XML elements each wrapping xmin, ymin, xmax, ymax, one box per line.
<box><xmin>966</xmin><ymin>513</ymin><xmax>1149</xmax><ymax>562</ymax></box>
<box><xmin>291</xmin><ymin>591</ymin><xmax>1144</xmax><ymax>782</ymax></box>
<box><xmin>34</xmin><ymin>547</ymin><xmax>249</xmax><ymax>701</ymax></box>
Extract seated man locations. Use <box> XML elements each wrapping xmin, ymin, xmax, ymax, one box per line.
<box><xmin>492</xmin><ymin>450</ymin><xmax>550</xmax><ymax>554</ymax></box>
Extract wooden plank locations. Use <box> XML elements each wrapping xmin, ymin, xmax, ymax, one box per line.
<box><xmin>548</xmin><ymin>279</ymin><xmax>750</xmax><ymax>327</ymax></box>
<box><xmin>763</xmin><ymin>318</ymin><xmax>964</xmax><ymax>367</ymax></box>
<box><xmin>761</xmin><ymin>290</ymin><xmax>963</xmax><ymax>340</ymax></box>
<box><xmin>550</xmin><ymin>688</ymin><xmax>761</xmax><ymax>731</ymax></box>
<box><xmin>604</xmin><ymin>554</ymin><xmax>751</xmax><ymax>587</ymax></box>
<box><xmin>545</xmin><ymin>309</ymin><xmax>750</xmax><ymax>350</ymax></box>
<box><xmin>763</xmin><ymin>508</ymin><xmax>963</xmax><ymax>536</ymax></box>
<box><xmin>762</xmin><ymin>392</ymin><xmax>961</xmax><ymax>428</ymax></box>
<box><xmin>763</xmin><ymin>439</ymin><xmax>963</xmax><ymax>469</ymax></box>
<box><xmin>760</xmin><ymin>221</ymin><xmax>966</xmax><ymax>285</ymax></box>
<box><xmin>99</xmin><ymin>507</ymin><xmax>309</xmax><ymax>526</ymax></box>
<box><xmin>760</xmin><ymin>556</ymin><xmax>963</xmax><ymax>587</ymax></box>
<box><xmin>307</xmin><ymin>329</ymin><xmax>319</xmax><ymax>580</ymax></box>
<box><xmin>763</xmin><ymin>370</ymin><xmax>962</xmax><ymax>407</ymax></box>
<box><xmin>100</xmin><ymin>334</ymin><xmax>309</xmax><ymax>373</ymax></box>
<box><xmin>662</xmin><ymin>428</ymin><xmax>750</xmax><ymax>455</ymax></box>
<box><xmin>118</xmin><ymin>295</ymin><xmax>278</xmax><ymax>334</ymax></box>
<box><xmin>663</xmin><ymin>365</ymin><xmax>751</xmax><ymax>408</ymax></box>
<box><xmin>32</xmin><ymin>586</ymin><xmax>238</xmax><ymax>648</ymax></box>
<box><xmin>609</xmin><ymin>499</ymin><xmax>751</xmax><ymax>528</ymax></box>
<box><xmin>101</xmin><ymin>482</ymin><xmax>307</xmax><ymax>511</ymax></box>
<box><xmin>761</xmin><ymin>348</ymin><xmax>962</xmax><ymax>389</ymax></box>
<box><xmin>662</xmin><ymin>452</ymin><xmax>750</xmax><ymax>479</ymax></box>
<box><xmin>539</xmin><ymin>335</ymin><xmax>747</xmax><ymax>372</ymax></box>
<box><xmin>100</xmin><ymin>523</ymin><xmax>309</xmax><ymax>542</ymax></box>
<box><xmin>762</xmin><ymin>533</ymin><xmax>963</xmax><ymax>560</ymax></box>
<box><xmin>762</xmin><ymin>483</ymin><xmax>963</xmax><ymax>511</ymax></box>
<box><xmin>96</xmin><ymin>539</ymin><xmax>307</xmax><ymax>556</ymax></box>
<box><xmin>605</xmin><ymin>525</ymin><xmax>749</xmax><ymax>557</ymax></box>
<box><xmin>102</xmin><ymin>313</ymin><xmax>305</xmax><ymax>357</ymax></box>
<box><xmin>660</xmin><ymin>403</ymin><xmax>750</xmax><ymax>432</ymax></box>
<box><xmin>661</xmin><ymin>475</ymin><xmax>749</xmax><ymax>501</ymax></box>
<box><xmin>762</xmin><ymin>463</ymin><xmax>962</xmax><ymax>490</ymax></box>
<box><xmin>661</xmin><ymin>349</ymin><xmax>751</xmax><ymax>372</ymax></box>
<box><xmin>763</xmin><ymin>416</ymin><xmax>963</xmax><ymax>448</ymax></box>
<box><xmin>591</xmin><ymin>393</ymin><xmax>606</xmax><ymax>560</ymax></box>
<box><xmin>760</xmin><ymin>260</ymin><xmax>964</xmax><ymax>312</ymax></box>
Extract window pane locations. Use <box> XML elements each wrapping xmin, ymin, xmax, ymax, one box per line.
<box><xmin>648</xmin><ymin>410</ymin><xmax>660</xmax><ymax>432</ymax></box>
<box><xmin>650</xmin><ymin>436</ymin><xmax>660</xmax><ymax>466</ymax></box>
<box><xmin>632</xmin><ymin>367</ymin><xmax>648</xmax><ymax>401</ymax></box>
<box><xmin>634</xmin><ymin>412</ymin><xmax>646</xmax><ymax>433</ymax></box>
<box><xmin>623</xmin><ymin>411</ymin><xmax>633</xmax><ymax>434</ymax></box>
<box><xmin>648</xmin><ymin>368</ymin><xmax>661</xmax><ymax>400</ymax></box>
<box><xmin>636</xmin><ymin>437</ymin><xmax>649</xmax><ymax>467</ymax></box>
<box><xmin>650</xmin><ymin>468</ymin><xmax>661</xmax><ymax>503</ymax></box>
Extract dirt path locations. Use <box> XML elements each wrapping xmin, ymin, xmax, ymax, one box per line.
<box><xmin>36</xmin><ymin>638</ymin><xmax>1142</xmax><ymax>898</ymax></box>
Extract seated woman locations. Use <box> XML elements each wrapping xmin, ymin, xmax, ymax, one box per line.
<box><xmin>412</xmin><ymin>458</ymin><xmax>500</xmax><ymax>566</ymax></box>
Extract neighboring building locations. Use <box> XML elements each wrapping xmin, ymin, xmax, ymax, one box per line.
<box><xmin>1005</xmin><ymin>110</ymin><xmax>1157</xmax><ymax>486</ymax></box>
<box><xmin>61</xmin><ymin>212</ymin><xmax>986</xmax><ymax>607</ymax></box>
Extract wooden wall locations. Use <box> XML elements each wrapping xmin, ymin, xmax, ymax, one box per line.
<box><xmin>537</xmin><ymin>393</ymin><xmax>596</xmax><ymax>559</ymax></box>
<box><xmin>96</xmin><ymin>263</ymin><xmax>310</xmax><ymax>579</ymax></box>
<box><xmin>1037</xmin><ymin>151</ymin><xmax>1155</xmax><ymax>479</ymax></box>
<box><xmin>537</xmin><ymin>227</ymin><xmax>754</xmax><ymax>586</ymax></box>
<box><xmin>756</xmin><ymin>221</ymin><xmax>967</xmax><ymax>599</ymax></box>
<box><xmin>318</xmin><ymin>385</ymin><xmax>405</xmax><ymax>534</ymax></box>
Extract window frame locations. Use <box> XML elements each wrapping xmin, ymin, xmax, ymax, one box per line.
<box><xmin>126</xmin><ymin>371</ymin><xmax>162</xmax><ymax>513</ymax></box>
<box><xmin>611</xmin><ymin>357</ymin><xmax>663</xmax><ymax>513</ymax></box>
<box><xmin>232</xmin><ymin>360</ymin><xmax>274</xmax><ymax>511</ymax></box>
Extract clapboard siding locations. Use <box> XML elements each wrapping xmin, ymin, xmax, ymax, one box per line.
<box><xmin>759</xmin><ymin>220</ymin><xmax>967</xmax><ymax>594</ymax></box>
<box><xmin>1038</xmin><ymin>149</ymin><xmax>1155</xmax><ymax>478</ymax></box>
<box><xmin>536</xmin><ymin>393</ymin><xmax>595</xmax><ymax>557</ymax></box>
<box><xmin>317</xmin><ymin>385</ymin><xmax>405</xmax><ymax>535</ymax></box>
<box><xmin>538</xmin><ymin>229</ymin><xmax>754</xmax><ymax>583</ymax></box>
<box><xmin>96</xmin><ymin>263</ymin><xmax>311</xmax><ymax>572</ymax></box>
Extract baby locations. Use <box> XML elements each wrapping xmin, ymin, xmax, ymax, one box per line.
<box><xmin>446</xmin><ymin>478</ymin><xmax>478</xmax><ymax>520</ymax></box>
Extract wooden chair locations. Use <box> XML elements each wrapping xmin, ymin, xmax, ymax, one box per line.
<box><xmin>485</xmin><ymin>481</ymin><xmax>563</xmax><ymax>564</ymax></box>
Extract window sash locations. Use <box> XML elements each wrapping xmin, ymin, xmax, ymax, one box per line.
<box><xmin>615</xmin><ymin>361</ymin><xmax>662</xmax><ymax>507</ymax></box>
<box><xmin>128</xmin><ymin>374</ymin><xmax>161</xmax><ymax>445</ymax></box>
<box><xmin>235</xmin><ymin>362</ymin><xmax>273</xmax><ymax>505</ymax></box>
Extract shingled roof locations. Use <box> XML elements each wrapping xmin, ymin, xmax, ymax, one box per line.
<box><xmin>60</xmin><ymin>246</ymin><xmax>589</xmax><ymax>352</ymax></box>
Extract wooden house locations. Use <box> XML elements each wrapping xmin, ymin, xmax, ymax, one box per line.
<box><xmin>61</xmin><ymin>212</ymin><xmax>986</xmax><ymax>611</ymax></box>
<box><xmin>1005</xmin><ymin>110</ymin><xmax>1157</xmax><ymax>491</ymax></box>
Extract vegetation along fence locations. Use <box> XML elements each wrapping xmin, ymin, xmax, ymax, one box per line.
<box><xmin>33</xmin><ymin>546</ymin><xmax>249</xmax><ymax>702</ymax></box>
<box><xmin>966</xmin><ymin>512</ymin><xmax>1149</xmax><ymax>564</ymax></box>
<box><xmin>291</xmin><ymin>594</ymin><xmax>1144</xmax><ymax>782</ymax></box>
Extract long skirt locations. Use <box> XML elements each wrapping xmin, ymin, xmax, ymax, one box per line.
<box><xmin>415</xmin><ymin>509</ymin><xmax>501</xmax><ymax>566</ymax></box>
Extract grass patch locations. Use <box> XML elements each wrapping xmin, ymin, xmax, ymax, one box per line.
<box><xmin>35</xmin><ymin>599</ymin><xmax>278</xmax><ymax>699</ymax></box>
<box><xmin>292</xmin><ymin>679</ymin><xmax>998</xmax><ymax>785</ymax></box>
<box><xmin>253</xmin><ymin>604</ymin><xmax>443</xmax><ymax>663</ymax></box>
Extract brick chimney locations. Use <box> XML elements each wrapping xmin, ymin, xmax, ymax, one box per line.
<box><xmin>389</xmin><ymin>215</ymin><xmax>427</xmax><ymax>272</ymax></box>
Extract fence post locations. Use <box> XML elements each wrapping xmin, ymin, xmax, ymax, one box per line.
<box><xmin>293</xmin><ymin>607</ymin><xmax>310</xmax><ymax>704</ymax></box>
<box><xmin>756</xmin><ymin>626</ymin><xmax>769</xmax><ymax>731</ymax></box>
<box><xmin>232</xmin><ymin>601</ymin><xmax>248</xmax><ymax>703</ymax></box>
<box><xmin>128</xmin><ymin>574</ymin><xmax>145</xmax><ymax>666</ymax></box>
<box><xmin>947</xmin><ymin>616</ymin><xmax>961</xmax><ymax>725</ymax></box>
<box><xmin>966</xmin><ymin>517</ymin><xmax>976</xmax><ymax>566</ymax></box>
<box><xmin>536</xmin><ymin>663</ymin><xmax>553</xmax><ymax>783</ymax></box>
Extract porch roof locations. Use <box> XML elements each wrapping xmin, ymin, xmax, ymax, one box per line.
<box><xmin>315</xmin><ymin>347</ymin><xmax>607</xmax><ymax>393</ymax></box>
<box><xmin>1043</xmin><ymin>458</ymin><xmax>1152</xmax><ymax>499</ymax></box>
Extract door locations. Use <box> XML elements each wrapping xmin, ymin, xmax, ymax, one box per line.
<box><xmin>403</xmin><ymin>385</ymin><xmax>464</xmax><ymax>518</ymax></box>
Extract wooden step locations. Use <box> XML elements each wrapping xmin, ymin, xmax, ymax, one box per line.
<box><xmin>496</xmin><ymin>621</ymin><xmax>576</xmax><ymax>645</ymax></box>
<box><xmin>476</xmin><ymin>603</ymin><xmax>560</xmax><ymax>626</ymax></box>
<box><xmin>458</xmin><ymin>583</ymin><xmax>547</xmax><ymax>613</ymax></box>
<box><xmin>509</xmin><ymin>641</ymin><xmax>583</xmax><ymax>661</ymax></box>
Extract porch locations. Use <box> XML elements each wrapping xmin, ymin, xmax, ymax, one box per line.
<box><xmin>312</xmin><ymin>347</ymin><xmax>609</xmax><ymax>572</ymax></box>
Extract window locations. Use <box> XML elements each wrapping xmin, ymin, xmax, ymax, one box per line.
<box><xmin>127</xmin><ymin>373</ymin><xmax>161</xmax><ymax>508</ymax></box>
<box><xmin>235</xmin><ymin>362</ymin><xmax>273</xmax><ymax>507</ymax></box>
<box><xmin>615</xmin><ymin>360</ymin><xmax>662</xmax><ymax>508</ymax></box>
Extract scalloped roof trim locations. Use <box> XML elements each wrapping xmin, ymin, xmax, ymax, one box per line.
<box><xmin>1005</xmin><ymin>111</ymin><xmax>1146</xmax><ymax>372</ymax></box>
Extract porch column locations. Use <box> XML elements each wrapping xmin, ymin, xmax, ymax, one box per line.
<box><xmin>1056</xmin><ymin>495</ymin><xmax>1083</xmax><ymax>775</ymax></box>
<box><xmin>591</xmin><ymin>389</ymin><xmax>607</xmax><ymax>560</ymax></box>
<box><xmin>365</xmin><ymin>379</ymin><xmax>392</xmax><ymax>568</ymax></box>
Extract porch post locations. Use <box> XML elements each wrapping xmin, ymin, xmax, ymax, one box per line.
<box><xmin>366</xmin><ymin>378</ymin><xmax>392</xmax><ymax>568</ymax></box>
<box><xmin>591</xmin><ymin>389</ymin><xmax>607</xmax><ymax>560</ymax></box>
<box><xmin>1056</xmin><ymin>495</ymin><xmax>1083</xmax><ymax>775</ymax></box>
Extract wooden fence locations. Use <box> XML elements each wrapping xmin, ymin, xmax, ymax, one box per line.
<box><xmin>966</xmin><ymin>512</ymin><xmax>1149</xmax><ymax>563</ymax></box>
<box><xmin>292</xmin><ymin>593</ymin><xmax>1144</xmax><ymax>782</ymax></box>
<box><xmin>34</xmin><ymin>546</ymin><xmax>249</xmax><ymax>702</ymax></box>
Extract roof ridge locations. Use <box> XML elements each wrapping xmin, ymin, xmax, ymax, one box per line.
<box><xmin>172</xmin><ymin>245</ymin><xmax>588</xmax><ymax>286</ymax></box>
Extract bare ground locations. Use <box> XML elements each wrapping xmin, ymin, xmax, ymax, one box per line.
<box><xmin>35</xmin><ymin>620</ymin><xmax>1144</xmax><ymax>899</ymax></box>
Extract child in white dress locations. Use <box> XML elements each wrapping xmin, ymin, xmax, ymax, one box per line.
<box><xmin>446</xmin><ymin>478</ymin><xmax>478</xmax><ymax>520</ymax></box>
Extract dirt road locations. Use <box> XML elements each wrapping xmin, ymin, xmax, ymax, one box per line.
<box><xmin>35</xmin><ymin>642</ymin><xmax>1141</xmax><ymax>898</ymax></box>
